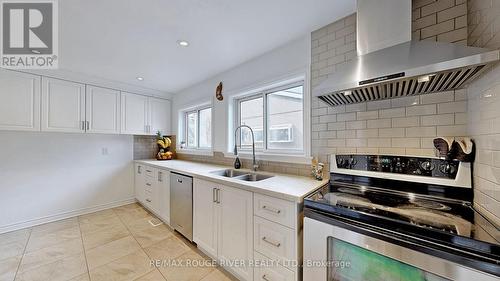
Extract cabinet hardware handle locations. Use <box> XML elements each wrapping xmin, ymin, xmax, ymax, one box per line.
<box><xmin>262</xmin><ymin>205</ymin><xmax>281</xmax><ymax>214</ymax></box>
<box><xmin>146</xmin><ymin>169</ymin><xmax>152</xmax><ymax>173</ymax></box>
<box><xmin>216</xmin><ymin>188</ymin><xmax>221</xmax><ymax>204</ymax></box>
<box><xmin>262</xmin><ymin>236</ymin><xmax>281</xmax><ymax>248</ymax></box>
<box><xmin>158</xmin><ymin>172</ymin><xmax>162</xmax><ymax>182</ymax></box>
<box><xmin>177</xmin><ymin>179</ymin><xmax>183</xmax><ymax>183</ymax></box>
<box><xmin>81</xmin><ymin>121</ymin><xmax>84</xmax><ymax>130</ymax></box>
<box><xmin>212</xmin><ymin>188</ymin><xmax>216</xmax><ymax>203</ymax></box>
<box><xmin>262</xmin><ymin>274</ymin><xmax>271</xmax><ymax>281</ymax></box>
<box><xmin>146</xmin><ymin>183</ymin><xmax>152</xmax><ymax>186</ymax></box>
<box><xmin>146</xmin><ymin>199</ymin><xmax>152</xmax><ymax>203</ymax></box>
<box><xmin>138</xmin><ymin>166</ymin><xmax>142</xmax><ymax>174</ymax></box>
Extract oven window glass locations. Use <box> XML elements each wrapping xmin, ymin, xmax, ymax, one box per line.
<box><xmin>327</xmin><ymin>237</ymin><xmax>450</xmax><ymax>281</ymax></box>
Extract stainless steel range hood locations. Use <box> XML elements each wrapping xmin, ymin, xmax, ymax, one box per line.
<box><xmin>313</xmin><ymin>0</ymin><xmax>500</xmax><ymax>107</ymax></box>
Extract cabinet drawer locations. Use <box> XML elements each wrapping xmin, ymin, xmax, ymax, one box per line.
<box><xmin>144</xmin><ymin>189</ymin><xmax>153</xmax><ymax>205</ymax></box>
<box><xmin>144</xmin><ymin>166</ymin><xmax>156</xmax><ymax>178</ymax></box>
<box><xmin>254</xmin><ymin>194</ymin><xmax>295</xmax><ymax>228</ymax></box>
<box><xmin>144</xmin><ymin>180</ymin><xmax>154</xmax><ymax>193</ymax></box>
<box><xmin>254</xmin><ymin>217</ymin><xmax>295</xmax><ymax>266</ymax></box>
<box><xmin>254</xmin><ymin>252</ymin><xmax>295</xmax><ymax>281</ymax></box>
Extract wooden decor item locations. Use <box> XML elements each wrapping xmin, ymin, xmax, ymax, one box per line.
<box><xmin>216</xmin><ymin>82</ymin><xmax>223</xmax><ymax>101</ymax></box>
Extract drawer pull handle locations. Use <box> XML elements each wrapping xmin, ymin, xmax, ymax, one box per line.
<box><xmin>146</xmin><ymin>199</ymin><xmax>152</xmax><ymax>203</ymax></box>
<box><xmin>262</xmin><ymin>205</ymin><xmax>281</xmax><ymax>214</ymax></box>
<box><xmin>262</xmin><ymin>274</ymin><xmax>271</xmax><ymax>281</ymax></box>
<box><xmin>262</xmin><ymin>236</ymin><xmax>281</xmax><ymax>248</ymax></box>
<box><xmin>177</xmin><ymin>179</ymin><xmax>183</xmax><ymax>183</ymax></box>
<box><xmin>146</xmin><ymin>183</ymin><xmax>152</xmax><ymax>186</ymax></box>
<box><xmin>146</xmin><ymin>170</ymin><xmax>152</xmax><ymax>173</ymax></box>
<box><xmin>158</xmin><ymin>172</ymin><xmax>162</xmax><ymax>182</ymax></box>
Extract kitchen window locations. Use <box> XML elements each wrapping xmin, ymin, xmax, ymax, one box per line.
<box><xmin>236</xmin><ymin>82</ymin><xmax>304</xmax><ymax>154</ymax></box>
<box><xmin>183</xmin><ymin>106</ymin><xmax>212</xmax><ymax>149</ymax></box>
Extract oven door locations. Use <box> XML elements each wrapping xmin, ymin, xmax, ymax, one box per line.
<box><xmin>303</xmin><ymin>217</ymin><xmax>499</xmax><ymax>281</ymax></box>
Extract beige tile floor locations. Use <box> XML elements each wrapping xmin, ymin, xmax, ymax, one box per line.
<box><xmin>0</xmin><ymin>203</ymin><xmax>237</xmax><ymax>281</ymax></box>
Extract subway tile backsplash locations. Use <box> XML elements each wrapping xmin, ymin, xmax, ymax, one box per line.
<box><xmin>310</xmin><ymin>3</ymin><xmax>470</xmax><ymax>164</ymax></box>
<box><xmin>467</xmin><ymin>0</ymin><xmax>500</xmax><ymax>226</ymax></box>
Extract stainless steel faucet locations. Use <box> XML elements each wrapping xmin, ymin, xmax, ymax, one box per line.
<box><xmin>234</xmin><ymin>125</ymin><xmax>258</xmax><ymax>171</ymax></box>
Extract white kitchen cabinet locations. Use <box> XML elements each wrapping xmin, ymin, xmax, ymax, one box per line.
<box><xmin>149</xmin><ymin>97</ymin><xmax>171</xmax><ymax>135</ymax></box>
<box><xmin>0</xmin><ymin>70</ymin><xmax>41</xmax><ymax>132</ymax></box>
<box><xmin>218</xmin><ymin>184</ymin><xmax>254</xmax><ymax>281</ymax></box>
<box><xmin>41</xmin><ymin>77</ymin><xmax>86</xmax><ymax>133</ymax></box>
<box><xmin>85</xmin><ymin>85</ymin><xmax>120</xmax><ymax>134</ymax></box>
<box><xmin>158</xmin><ymin>169</ymin><xmax>171</xmax><ymax>224</ymax></box>
<box><xmin>134</xmin><ymin>164</ymin><xmax>171</xmax><ymax>225</ymax></box>
<box><xmin>121</xmin><ymin>92</ymin><xmax>149</xmax><ymax>135</ymax></box>
<box><xmin>193</xmin><ymin>178</ymin><xmax>253</xmax><ymax>281</ymax></box>
<box><xmin>134</xmin><ymin>164</ymin><xmax>145</xmax><ymax>204</ymax></box>
<box><xmin>193</xmin><ymin>179</ymin><xmax>219</xmax><ymax>258</ymax></box>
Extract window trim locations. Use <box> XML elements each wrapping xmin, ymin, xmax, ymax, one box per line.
<box><xmin>179</xmin><ymin>103</ymin><xmax>213</xmax><ymax>152</ymax></box>
<box><xmin>234</xmin><ymin>80</ymin><xmax>305</xmax><ymax>156</ymax></box>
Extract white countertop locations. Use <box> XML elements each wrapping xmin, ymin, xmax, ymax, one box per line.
<box><xmin>135</xmin><ymin>159</ymin><xmax>328</xmax><ymax>202</ymax></box>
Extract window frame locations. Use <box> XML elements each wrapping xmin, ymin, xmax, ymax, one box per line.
<box><xmin>235</xmin><ymin>80</ymin><xmax>305</xmax><ymax>155</ymax></box>
<box><xmin>182</xmin><ymin>104</ymin><xmax>212</xmax><ymax>151</ymax></box>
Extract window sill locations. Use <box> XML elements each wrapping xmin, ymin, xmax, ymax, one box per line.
<box><xmin>177</xmin><ymin>148</ymin><xmax>214</xmax><ymax>157</ymax></box>
<box><xmin>223</xmin><ymin>151</ymin><xmax>312</xmax><ymax>165</ymax></box>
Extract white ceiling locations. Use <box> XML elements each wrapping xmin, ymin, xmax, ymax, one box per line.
<box><xmin>59</xmin><ymin>0</ymin><xmax>356</xmax><ymax>93</ymax></box>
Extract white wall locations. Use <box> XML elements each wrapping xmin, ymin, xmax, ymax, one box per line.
<box><xmin>0</xmin><ymin>131</ymin><xmax>135</xmax><ymax>233</ymax></box>
<box><xmin>172</xmin><ymin>35</ymin><xmax>311</xmax><ymax>153</ymax></box>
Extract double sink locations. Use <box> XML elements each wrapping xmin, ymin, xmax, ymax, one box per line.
<box><xmin>210</xmin><ymin>169</ymin><xmax>273</xmax><ymax>182</ymax></box>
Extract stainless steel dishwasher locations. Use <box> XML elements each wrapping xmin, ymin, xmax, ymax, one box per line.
<box><xmin>170</xmin><ymin>172</ymin><xmax>193</xmax><ymax>241</ymax></box>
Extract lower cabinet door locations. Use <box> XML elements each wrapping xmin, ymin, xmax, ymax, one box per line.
<box><xmin>218</xmin><ymin>184</ymin><xmax>254</xmax><ymax>281</ymax></box>
<box><xmin>134</xmin><ymin>164</ymin><xmax>145</xmax><ymax>203</ymax></box>
<box><xmin>158</xmin><ymin>170</ymin><xmax>170</xmax><ymax>224</ymax></box>
<box><xmin>193</xmin><ymin>179</ymin><xmax>218</xmax><ymax>259</ymax></box>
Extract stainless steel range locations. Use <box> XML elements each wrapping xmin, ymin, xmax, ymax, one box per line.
<box><xmin>303</xmin><ymin>154</ymin><xmax>499</xmax><ymax>281</ymax></box>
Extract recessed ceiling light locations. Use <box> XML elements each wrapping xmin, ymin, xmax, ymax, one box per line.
<box><xmin>343</xmin><ymin>90</ymin><xmax>352</xmax><ymax>96</ymax></box>
<box><xmin>136</xmin><ymin>77</ymin><xmax>144</xmax><ymax>81</ymax></box>
<box><xmin>177</xmin><ymin>40</ymin><xmax>189</xmax><ymax>47</ymax></box>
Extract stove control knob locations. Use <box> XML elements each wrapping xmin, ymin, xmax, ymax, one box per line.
<box><xmin>439</xmin><ymin>163</ymin><xmax>456</xmax><ymax>175</ymax></box>
<box><xmin>337</xmin><ymin>158</ymin><xmax>346</xmax><ymax>168</ymax></box>
<box><xmin>420</xmin><ymin>161</ymin><xmax>434</xmax><ymax>172</ymax></box>
<box><xmin>348</xmin><ymin>156</ymin><xmax>357</xmax><ymax>167</ymax></box>
<box><xmin>393</xmin><ymin>158</ymin><xmax>403</xmax><ymax>172</ymax></box>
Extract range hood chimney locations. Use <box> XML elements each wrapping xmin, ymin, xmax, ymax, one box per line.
<box><xmin>356</xmin><ymin>0</ymin><xmax>411</xmax><ymax>56</ymax></box>
<box><xmin>313</xmin><ymin>0</ymin><xmax>500</xmax><ymax>107</ymax></box>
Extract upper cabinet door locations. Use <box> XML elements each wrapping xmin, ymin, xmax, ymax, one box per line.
<box><xmin>0</xmin><ymin>70</ymin><xmax>41</xmax><ymax>131</ymax></box>
<box><xmin>41</xmin><ymin>77</ymin><xmax>86</xmax><ymax>133</ymax></box>
<box><xmin>149</xmin><ymin>97</ymin><xmax>171</xmax><ymax>136</ymax></box>
<box><xmin>121</xmin><ymin>92</ymin><xmax>148</xmax><ymax>135</ymax></box>
<box><xmin>86</xmin><ymin>86</ymin><xmax>120</xmax><ymax>134</ymax></box>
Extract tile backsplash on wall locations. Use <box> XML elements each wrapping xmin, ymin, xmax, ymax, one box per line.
<box><xmin>133</xmin><ymin>135</ymin><xmax>176</xmax><ymax>160</ymax></box>
<box><xmin>133</xmin><ymin>135</ymin><xmax>157</xmax><ymax>160</ymax></box>
<box><xmin>412</xmin><ymin>0</ymin><xmax>467</xmax><ymax>43</ymax></box>
<box><xmin>177</xmin><ymin>152</ymin><xmax>312</xmax><ymax>177</ymax></box>
<box><xmin>310</xmin><ymin>7</ymin><xmax>469</xmax><ymax>164</ymax></box>
<box><xmin>466</xmin><ymin>0</ymin><xmax>500</xmax><ymax>225</ymax></box>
